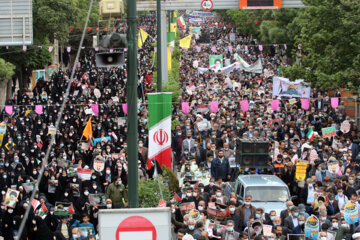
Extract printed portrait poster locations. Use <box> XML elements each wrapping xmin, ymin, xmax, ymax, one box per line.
<box><xmin>209</xmin><ymin>55</ymin><xmax>224</xmax><ymax>70</ymax></box>
<box><xmin>3</xmin><ymin>188</ymin><xmax>19</xmax><ymax>208</ymax></box>
<box><xmin>344</xmin><ymin>201</ymin><xmax>359</xmax><ymax>224</ymax></box>
<box><xmin>305</xmin><ymin>215</ymin><xmax>319</xmax><ymax>239</ymax></box>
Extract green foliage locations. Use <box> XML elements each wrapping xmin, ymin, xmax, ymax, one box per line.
<box><xmin>0</xmin><ymin>39</ymin><xmax>52</xmax><ymax>72</ymax></box>
<box><xmin>33</xmin><ymin>0</ymin><xmax>79</xmax><ymax>42</ymax></box>
<box><xmin>284</xmin><ymin>0</ymin><xmax>360</xmax><ymax>91</ymax></box>
<box><xmin>0</xmin><ymin>58</ymin><xmax>15</xmax><ymax>82</ymax></box>
<box><xmin>138</xmin><ymin>178</ymin><xmax>172</xmax><ymax>207</ymax></box>
<box><xmin>161</xmin><ymin>166</ymin><xmax>180</xmax><ymax>193</ymax></box>
<box><xmin>220</xmin><ymin>9</ymin><xmax>303</xmax><ymax>54</ymax></box>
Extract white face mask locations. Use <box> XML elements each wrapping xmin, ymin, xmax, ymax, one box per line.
<box><xmin>229</xmin><ymin>207</ymin><xmax>236</xmax><ymax>213</ymax></box>
<box><xmin>106</xmin><ymin>170</ymin><xmax>111</xmax><ymax>174</ymax></box>
<box><xmin>198</xmin><ymin>206</ymin><xmax>204</xmax><ymax>211</ymax></box>
<box><xmin>244</xmin><ymin>201</ymin><xmax>251</xmax><ymax>205</ymax></box>
<box><xmin>193</xmin><ymin>192</ymin><xmax>197</xmax><ymax>197</ymax></box>
<box><xmin>64</xmin><ymin>193</ymin><xmax>68</xmax><ymax>197</ymax></box>
<box><xmin>216</xmin><ymin>192</ymin><xmax>222</xmax><ymax>197</ymax></box>
<box><xmin>332</xmin><ymin>222</ymin><xmax>338</xmax><ymax>228</ymax></box>
<box><xmin>84</xmin><ymin>191</ymin><xmax>89</xmax><ymax>196</ymax></box>
<box><xmin>107</xmin><ymin>204</ymin><xmax>112</xmax><ymax>208</ymax></box>
<box><xmin>8</xmin><ymin>209</ymin><xmax>13</xmax><ymax>213</ymax></box>
<box><xmin>186</xmin><ymin>192</ymin><xmax>192</xmax><ymax>197</ymax></box>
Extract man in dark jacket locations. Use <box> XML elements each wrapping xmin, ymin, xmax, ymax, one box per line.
<box><xmin>210</xmin><ymin>150</ymin><xmax>230</xmax><ymax>181</ymax></box>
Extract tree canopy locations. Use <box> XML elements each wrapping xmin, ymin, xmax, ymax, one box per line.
<box><xmin>0</xmin><ymin>58</ymin><xmax>15</xmax><ymax>82</ymax></box>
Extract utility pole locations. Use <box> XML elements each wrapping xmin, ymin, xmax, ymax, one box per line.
<box><xmin>157</xmin><ymin>0</ymin><xmax>162</xmax><ymax>92</ymax></box>
<box><xmin>126</xmin><ymin>0</ymin><xmax>139</xmax><ymax>208</ymax></box>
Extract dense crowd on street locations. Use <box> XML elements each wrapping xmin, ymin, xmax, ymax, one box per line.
<box><xmin>0</xmin><ymin>12</ymin><xmax>360</xmax><ymax>240</ymax></box>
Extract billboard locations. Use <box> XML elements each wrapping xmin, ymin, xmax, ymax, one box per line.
<box><xmin>0</xmin><ymin>0</ymin><xmax>33</xmax><ymax>46</ymax></box>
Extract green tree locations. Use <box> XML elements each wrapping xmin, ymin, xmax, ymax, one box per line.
<box><xmin>0</xmin><ymin>58</ymin><xmax>15</xmax><ymax>82</ymax></box>
<box><xmin>33</xmin><ymin>0</ymin><xmax>79</xmax><ymax>42</ymax></box>
<box><xmin>284</xmin><ymin>0</ymin><xmax>360</xmax><ymax>91</ymax></box>
<box><xmin>138</xmin><ymin>178</ymin><xmax>171</xmax><ymax>207</ymax></box>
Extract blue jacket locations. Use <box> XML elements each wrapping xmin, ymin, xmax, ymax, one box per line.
<box><xmin>211</xmin><ymin>157</ymin><xmax>230</xmax><ymax>181</ymax></box>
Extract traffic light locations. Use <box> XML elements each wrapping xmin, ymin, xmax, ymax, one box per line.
<box><xmin>96</xmin><ymin>52</ymin><xmax>125</xmax><ymax>67</ymax></box>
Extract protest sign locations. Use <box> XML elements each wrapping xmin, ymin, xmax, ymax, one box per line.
<box><xmin>93</xmin><ymin>155</ymin><xmax>105</xmax><ymax>172</ymax></box>
<box><xmin>344</xmin><ymin>201</ymin><xmax>359</xmax><ymax>224</ymax></box>
<box><xmin>117</xmin><ymin>117</ymin><xmax>126</xmax><ymax>126</ymax></box>
<box><xmin>54</xmin><ymin>202</ymin><xmax>74</xmax><ymax>215</ymax></box>
<box><xmin>0</xmin><ymin>122</ymin><xmax>6</xmax><ymax>147</ymax></box>
<box><xmin>305</xmin><ymin>215</ymin><xmax>319</xmax><ymax>239</ymax></box>
<box><xmin>196</xmin><ymin>121</ymin><xmax>211</xmax><ymax>131</ymax></box>
<box><xmin>273</xmin><ymin>77</ymin><xmax>311</xmax><ymax>98</ymax></box>
<box><xmin>67</xmin><ymin>166</ymin><xmax>77</xmax><ymax>177</ymax></box>
<box><xmin>179</xmin><ymin>202</ymin><xmax>196</xmax><ymax>211</ymax></box>
<box><xmin>48</xmin><ymin>180</ymin><xmax>58</xmax><ymax>193</ymax></box>
<box><xmin>3</xmin><ymin>188</ymin><xmax>19</xmax><ymax>208</ymax></box>
<box><xmin>295</xmin><ymin>162</ymin><xmax>307</xmax><ymax>181</ymax></box>
<box><xmin>89</xmin><ymin>193</ymin><xmax>106</xmax><ymax>207</ymax></box>
<box><xmin>70</xmin><ymin>183</ymin><xmax>80</xmax><ymax>197</ymax></box>
<box><xmin>340</xmin><ymin>120</ymin><xmax>351</xmax><ymax>133</ymax></box>
<box><xmin>209</xmin><ymin>55</ymin><xmax>223</xmax><ymax>69</ymax></box>
<box><xmin>309</xmin><ymin>150</ymin><xmax>318</xmax><ymax>163</ymax></box>
<box><xmin>228</xmin><ymin>157</ymin><xmax>236</xmax><ymax>168</ymax></box>
<box><xmin>206</xmin><ymin>221</ymin><xmax>227</xmax><ymax>233</ymax></box>
<box><xmin>328</xmin><ymin>159</ymin><xmax>340</xmax><ymax>174</ymax></box>
<box><xmin>77</xmin><ymin>168</ymin><xmax>91</xmax><ymax>180</ymax></box>
<box><xmin>22</xmin><ymin>182</ymin><xmax>35</xmax><ymax>193</ymax></box>
<box><xmin>289</xmin><ymin>98</ymin><xmax>297</xmax><ymax>105</ymax></box>
<box><xmin>263</xmin><ymin>225</ymin><xmax>272</xmax><ymax>237</ymax></box>
<box><xmin>48</xmin><ymin>126</ymin><xmax>56</xmax><ymax>135</ymax></box>
<box><xmin>322</xmin><ymin>127</ymin><xmax>336</xmax><ymax>138</ymax></box>
<box><xmin>79</xmin><ymin>227</ymin><xmax>94</xmax><ymax>238</ymax></box>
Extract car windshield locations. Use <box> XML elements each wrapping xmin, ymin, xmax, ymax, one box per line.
<box><xmin>245</xmin><ymin>186</ymin><xmax>289</xmax><ymax>202</ymax></box>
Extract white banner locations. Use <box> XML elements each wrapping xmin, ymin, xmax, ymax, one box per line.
<box><xmin>198</xmin><ymin>58</ymin><xmax>262</xmax><ymax>74</ymax></box>
<box><xmin>272</xmin><ymin>76</ymin><xmax>311</xmax><ymax>98</ymax></box>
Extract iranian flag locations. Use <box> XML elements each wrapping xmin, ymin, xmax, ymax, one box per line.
<box><xmin>306</xmin><ymin>128</ymin><xmax>314</xmax><ymax>141</ymax></box>
<box><xmin>148</xmin><ymin>93</ymin><xmax>172</xmax><ymax>169</ymax></box>
<box><xmin>177</xmin><ymin>15</ymin><xmax>186</xmax><ymax>30</ymax></box>
<box><xmin>38</xmin><ymin>202</ymin><xmax>48</xmax><ymax>217</ymax></box>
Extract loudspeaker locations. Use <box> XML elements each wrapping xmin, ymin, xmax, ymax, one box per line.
<box><xmin>96</xmin><ymin>52</ymin><xmax>125</xmax><ymax>67</ymax></box>
<box><xmin>236</xmin><ymin>139</ymin><xmax>269</xmax><ymax>168</ymax></box>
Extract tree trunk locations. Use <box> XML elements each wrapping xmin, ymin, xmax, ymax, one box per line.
<box><xmin>6</xmin><ymin>78</ymin><xmax>12</xmax><ymax>101</ymax></box>
<box><xmin>0</xmin><ymin>80</ymin><xmax>8</xmax><ymax>109</ymax></box>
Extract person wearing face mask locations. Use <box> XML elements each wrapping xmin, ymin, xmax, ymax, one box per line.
<box><xmin>137</xmin><ymin>140</ymin><xmax>148</xmax><ymax>166</ymax></box>
<box><xmin>335</xmin><ymin>187</ymin><xmax>349</xmax><ymax>210</ymax></box>
<box><xmin>214</xmin><ymin>219</ymin><xmax>240</xmax><ymax>240</ymax></box>
<box><xmin>225</xmin><ymin>201</ymin><xmax>242</xmax><ymax>232</ymax></box>
<box><xmin>182</xmin><ymin>188</ymin><xmax>195</xmax><ymax>203</ymax></box>
<box><xmin>284</xmin><ymin>206</ymin><xmax>299</xmax><ymax>231</ymax></box>
<box><xmin>211</xmin><ymin>150</ymin><xmax>231</xmax><ymax>182</ymax></box>
<box><xmin>291</xmin><ymin>215</ymin><xmax>305</xmax><ymax>234</ymax></box>
<box><xmin>105</xmin><ymin>176</ymin><xmax>127</xmax><ymax>208</ymax></box>
<box><xmin>185</xmin><ymin>218</ymin><xmax>196</xmax><ymax>235</ymax></box>
<box><xmin>170</xmin><ymin>203</ymin><xmax>185</xmax><ymax>232</ymax></box>
<box><xmin>237</xmin><ymin>195</ymin><xmax>256</xmax><ymax>230</ymax></box>
<box><xmin>327</xmin><ymin>194</ymin><xmax>340</xmax><ymax>215</ymax></box>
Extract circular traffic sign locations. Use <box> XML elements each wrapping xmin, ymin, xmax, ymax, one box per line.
<box><xmin>115</xmin><ymin>216</ymin><xmax>157</xmax><ymax>240</ymax></box>
<box><xmin>201</xmin><ymin>0</ymin><xmax>213</xmax><ymax>11</ymax></box>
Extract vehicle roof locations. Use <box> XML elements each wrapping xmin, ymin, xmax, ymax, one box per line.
<box><xmin>237</xmin><ymin>174</ymin><xmax>287</xmax><ymax>187</ymax></box>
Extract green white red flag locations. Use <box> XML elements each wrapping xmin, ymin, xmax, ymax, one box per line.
<box><xmin>306</xmin><ymin>128</ymin><xmax>314</xmax><ymax>141</ymax></box>
<box><xmin>177</xmin><ymin>15</ymin><xmax>186</xmax><ymax>30</ymax></box>
<box><xmin>148</xmin><ymin>93</ymin><xmax>172</xmax><ymax>169</ymax></box>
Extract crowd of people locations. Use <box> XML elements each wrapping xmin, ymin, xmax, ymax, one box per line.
<box><xmin>0</xmin><ymin>11</ymin><xmax>360</xmax><ymax>240</ymax></box>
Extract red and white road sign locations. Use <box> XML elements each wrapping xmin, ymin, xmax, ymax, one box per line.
<box><xmin>116</xmin><ymin>216</ymin><xmax>157</xmax><ymax>240</ymax></box>
<box><xmin>201</xmin><ymin>0</ymin><xmax>213</xmax><ymax>11</ymax></box>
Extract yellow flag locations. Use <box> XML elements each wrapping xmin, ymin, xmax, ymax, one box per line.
<box><xmin>170</xmin><ymin>23</ymin><xmax>177</xmax><ymax>36</ymax></box>
<box><xmin>167</xmin><ymin>47</ymin><xmax>172</xmax><ymax>71</ymax></box>
<box><xmin>138</xmin><ymin>28</ymin><xmax>149</xmax><ymax>48</ymax></box>
<box><xmin>179</xmin><ymin>35</ymin><xmax>192</xmax><ymax>49</ymax></box>
<box><xmin>83</xmin><ymin>117</ymin><xmax>93</xmax><ymax>140</ymax></box>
